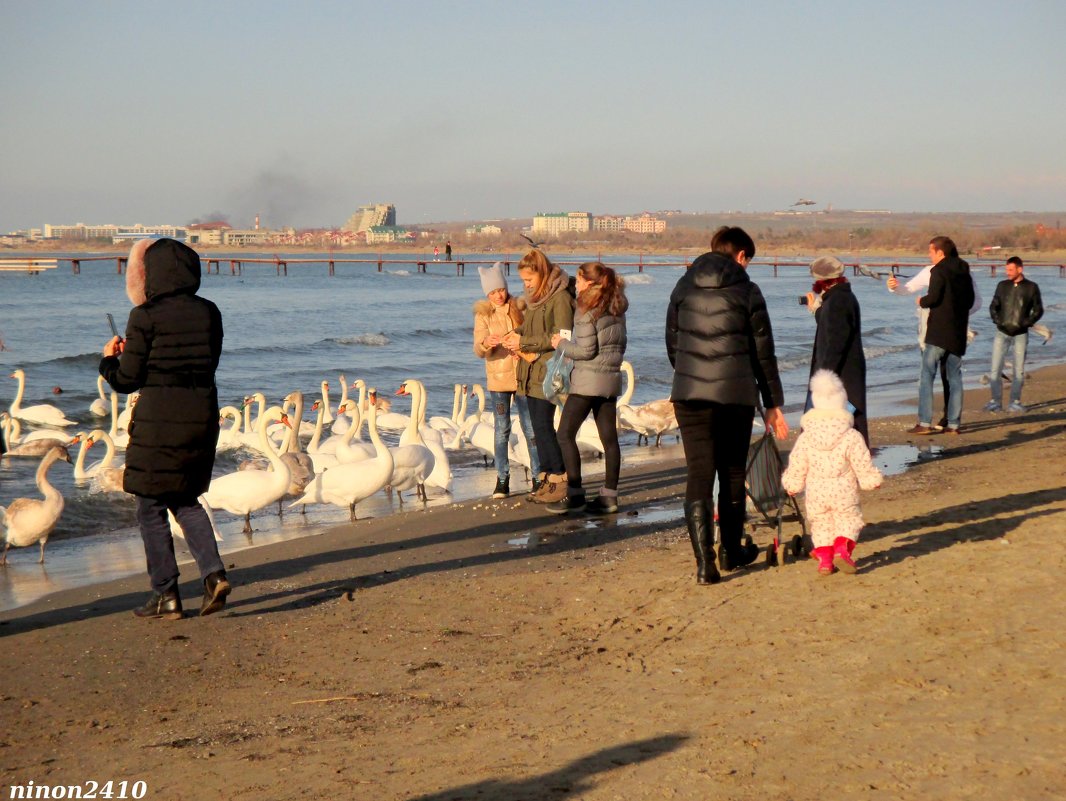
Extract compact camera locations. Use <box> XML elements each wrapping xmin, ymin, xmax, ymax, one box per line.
<box><xmin>798</xmin><ymin>295</ymin><xmax>809</xmax><ymax>306</ymax></box>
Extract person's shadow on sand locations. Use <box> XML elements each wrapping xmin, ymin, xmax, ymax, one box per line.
<box><xmin>858</xmin><ymin>486</ymin><xmax>1066</xmax><ymax>574</ymax></box>
<box><xmin>403</xmin><ymin>734</ymin><xmax>688</xmax><ymax>801</ymax></box>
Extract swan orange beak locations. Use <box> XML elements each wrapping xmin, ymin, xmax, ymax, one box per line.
<box><xmin>279</xmin><ymin>413</ymin><xmax>292</xmax><ymax>428</ymax></box>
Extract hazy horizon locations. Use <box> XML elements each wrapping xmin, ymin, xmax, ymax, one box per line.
<box><xmin>3</xmin><ymin>1</ymin><xmax>1063</xmax><ymax>232</ymax></box>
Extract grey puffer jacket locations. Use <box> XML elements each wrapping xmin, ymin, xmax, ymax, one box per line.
<box><xmin>559</xmin><ymin>309</ymin><xmax>627</xmax><ymax>397</ymax></box>
<box><xmin>666</xmin><ymin>251</ymin><xmax>784</xmax><ymax>408</ymax></box>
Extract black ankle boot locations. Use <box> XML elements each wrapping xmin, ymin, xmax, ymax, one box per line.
<box><xmin>719</xmin><ymin>534</ymin><xmax>761</xmax><ymax>572</ymax></box>
<box><xmin>684</xmin><ymin>500</ymin><xmax>720</xmax><ymax>585</ymax></box>
<box><xmin>200</xmin><ymin>570</ymin><xmax>231</xmax><ymax>617</ymax></box>
<box><xmin>134</xmin><ymin>589</ymin><xmax>183</xmax><ymax>620</ymax></box>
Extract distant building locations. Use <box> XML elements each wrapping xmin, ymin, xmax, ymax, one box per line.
<box><xmin>43</xmin><ymin>223</ymin><xmax>187</xmax><ymax>242</ymax></box>
<box><xmin>593</xmin><ymin>215</ymin><xmax>625</xmax><ymax>232</ymax></box>
<box><xmin>186</xmin><ymin>222</ymin><xmax>231</xmax><ymax>246</ymax></box>
<box><xmin>365</xmin><ymin>225</ymin><xmax>414</xmax><ymax>245</ymax></box>
<box><xmin>623</xmin><ymin>214</ymin><xmax>666</xmax><ymax>234</ymax></box>
<box><xmin>466</xmin><ymin>224</ymin><xmax>502</xmax><ymax>236</ymax></box>
<box><xmin>532</xmin><ymin>212</ymin><xmax>592</xmax><ymax>237</ymax></box>
<box><xmin>223</xmin><ymin>228</ymin><xmax>273</xmax><ymax>246</ymax></box>
<box><xmin>343</xmin><ymin>203</ymin><xmax>396</xmax><ymax>233</ymax></box>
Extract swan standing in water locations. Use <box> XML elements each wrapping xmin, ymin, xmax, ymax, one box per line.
<box><xmin>1</xmin><ymin>445</ymin><xmax>72</xmax><ymax>564</ymax></box>
<box><xmin>399</xmin><ymin>379</ymin><xmax>452</xmax><ymax>493</ymax></box>
<box><xmin>0</xmin><ymin>414</ymin><xmax>78</xmax><ymax>458</ymax></box>
<box><xmin>387</xmin><ymin>381</ymin><xmax>436</xmax><ymax>501</ymax></box>
<box><xmin>89</xmin><ymin>375</ymin><xmax>110</xmax><ymax>417</ymax></box>
<box><xmin>290</xmin><ymin>397</ymin><xmax>394</xmax><ymax>520</ymax></box>
<box><xmin>73</xmin><ymin>430</ymin><xmax>119</xmax><ymax>480</ymax></box>
<box><xmin>8</xmin><ymin>369</ymin><xmax>76</xmax><ymax>427</ymax></box>
<box><xmin>201</xmin><ymin>408</ymin><xmax>292</xmax><ymax>534</ymax></box>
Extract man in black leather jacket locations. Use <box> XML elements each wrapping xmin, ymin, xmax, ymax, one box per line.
<box><xmin>985</xmin><ymin>256</ymin><xmax>1043</xmax><ymax>412</ymax></box>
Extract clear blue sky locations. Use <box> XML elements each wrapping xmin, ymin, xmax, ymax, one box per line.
<box><xmin>2</xmin><ymin>0</ymin><xmax>1063</xmax><ymax>231</ymax></box>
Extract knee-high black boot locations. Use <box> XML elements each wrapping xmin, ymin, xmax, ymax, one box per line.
<box><xmin>684</xmin><ymin>500</ymin><xmax>720</xmax><ymax>585</ymax></box>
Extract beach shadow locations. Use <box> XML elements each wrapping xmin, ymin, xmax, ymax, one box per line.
<box><xmin>403</xmin><ymin>734</ymin><xmax>688</xmax><ymax>801</ymax></box>
<box><xmin>858</xmin><ymin>486</ymin><xmax>1066</xmax><ymax>574</ymax></box>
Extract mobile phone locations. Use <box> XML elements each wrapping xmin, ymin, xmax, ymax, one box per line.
<box><xmin>558</xmin><ymin>328</ymin><xmax>572</xmax><ymax>341</ymax></box>
<box><xmin>106</xmin><ymin>313</ymin><xmax>122</xmax><ymax>340</ymax></box>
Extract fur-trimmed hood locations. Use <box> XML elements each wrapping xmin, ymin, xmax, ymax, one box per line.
<box><xmin>126</xmin><ymin>238</ymin><xmax>201</xmax><ymax>306</ymax></box>
<box><xmin>472</xmin><ymin>296</ymin><xmax>526</xmax><ymax>317</ymax></box>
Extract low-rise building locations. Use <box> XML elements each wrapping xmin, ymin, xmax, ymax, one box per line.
<box><xmin>365</xmin><ymin>225</ymin><xmax>414</xmax><ymax>245</ymax></box>
<box><xmin>532</xmin><ymin>211</ymin><xmax>592</xmax><ymax>237</ymax></box>
<box><xmin>466</xmin><ymin>224</ymin><xmax>502</xmax><ymax>236</ymax></box>
<box><xmin>593</xmin><ymin>215</ymin><xmax>625</xmax><ymax>232</ymax></box>
<box><xmin>624</xmin><ymin>213</ymin><xmax>666</xmax><ymax>234</ymax></box>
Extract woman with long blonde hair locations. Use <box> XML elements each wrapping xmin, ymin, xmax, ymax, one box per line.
<box><xmin>547</xmin><ymin>262</ymin><xmax>628</xmax><ymax>514</ymax></box>
<box><xmin>501</xmin><ymin>249</ymin><xmax>574</xmax><ymax>503</ymax></box>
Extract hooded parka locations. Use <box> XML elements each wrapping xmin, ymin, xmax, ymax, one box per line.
<box><xmin>99</xmin><ymin>239</ymin><xmax>223</xmax><ymax>498</ymax></box>
<box><xmin>515</xmin><ymin>267</ymin><xmax>575</xmax><ymax>400</ymax></box>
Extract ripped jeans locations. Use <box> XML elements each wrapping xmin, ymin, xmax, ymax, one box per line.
<box><xmin>488</xmin><ymin>390</ymin><xmax>539</xmax><ymax>480</ymax></box>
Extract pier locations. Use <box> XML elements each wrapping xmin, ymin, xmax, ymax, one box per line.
<box><xmin>5</xmin><ymin>254</ymin><xmax>1065</xmax><ymax>278</ymax></box>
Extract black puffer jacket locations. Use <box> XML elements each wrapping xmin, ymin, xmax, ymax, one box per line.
<box><xmin>990</xmin><ymin>277</ymin><xmax>1043</xmax><ymax>336</ymax></box>
<box><xmin>100</xmin><ymin>239</ymin><xmax>223</xmax><ymax>498</ymax></box>
<box><xmin>666</xmin><ymin>251</ymin><xmax>784</xmax><ymax>408</ymax></box>
<box><xmin>810</xmin><ymin>281</ymin><xmax>868</xmax><ymax>444</ymax></box>
<box><xmin>920</xmin><ymin>256</ymin><xmax>974</xmax><ymax>357</ymax></box>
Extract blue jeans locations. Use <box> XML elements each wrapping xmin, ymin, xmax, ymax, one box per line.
<box><xmin>919</xmin><ymin>345</ymin><xmax>963</xmax><ymax>429</ymax></box>
<box><xmin>136</xmin><ymin>495</ymin><xmax>224</xmax><ymax>594</ymax></box>
<box><xmin>488</xmin><ymin>390</ymin><xmax>539</xmax><ymax>480</ymax></box>
<box><xmin>989</xmin><ymin>330</ymin><xmax>1028</xmax><ymax>406</ymax></box>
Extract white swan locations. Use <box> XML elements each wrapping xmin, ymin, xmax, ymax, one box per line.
<box><xmin>615</xmin><ymin>362</ymin><xmax>678</xmax><ymax>446</ymax></box>
<box><xmin>106</xmin><ymin>390</ymin><xmax>129</xmax><ymax>450</ymax></box>
<box><xmin>371</xmin><ymin>387</ymin><xmax>412</xmax><ymax>432</ymax></box>
<box><xmin>116</xmin><ymin>391</ymin><xmax>139</xmax><ymax>431</ymax></box>
<box><xmin>73</xmin><ymin>429</ymin><xmax>119</xmax><ymax>480</ymax></box>
<box><xmin>401</xmin><ymin>379</ymin><xmax>452</xmax><ymax>493</ymax></box>
<box><xmin>290</xmin><ymin>399</ymin><xmax>394</xmax><ymax>520</ymax></box>
<box><xmin>335</xmin><ymin>404</ymin><xmax>376</xmax><ymax>465</ymax></box>
<box><xmin>319</xmin><ymin>379</ymin><xmax>335</xmax><ymax>425</ymax></box>
<box><xmin>235</xmin><ymin>393</ymin><xmax>269</xmax><ymax>452</ymax></box>
<box><xmin>8</xmin><ymin>369</ymin><xmax>75</xmax><ymax>427</ymax></box>
<box><xmin>201</xmin><ymin>407</ymin><xmax>292</xmax><ymax>534</ymax></box>
<box><xmin>168</xmin><ymin>499</ymin><xmax>223</xmax><ymax>543</ymax></box>
<box><xmin>1</xmin><ymin>445</ymin><xmax>72</xmax><ymax>564</ymax></box>
<box><xmin>89</xmin><ymin>375</ymin><xmax>110</xmax><ymax>417</ymax></box>
<box><xmin>388</xmin><ymin>382</ymin><xmax>435</xmax><ymax>501</ymax></box>
<box><xmin>428</xmin><ymin>384</ymin><xmax>463</xmax><ymax>439</ymax></box>
<box><xmin>277</xmin><ymin>423</ymin><xmax>315</xmax><ymax>506</ymax></box>
<box><xmin>330</xmin><ymin>375</ymin><xmax>352</xmax><ymax>436</ymax></box>
<box><xmin>217</xmin><ymin>405</ymin><xmax>244</xmax><ymax>451</ymax></box>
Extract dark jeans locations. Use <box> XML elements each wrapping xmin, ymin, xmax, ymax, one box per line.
<box><xmin>524</xmin><ymin>394</ymin><xmax>565</xmax><ymax>475</ymax></box>
<box><xmin>673</xmin><ymin>400</ymin><xmax>755</xmax><ymax>557</ymax></box>
<box><xmin>136</xmin><ymin>494</ymin><xmax>224</xmax><ymax>594</ymax></box>
<box><xmin>558</xmin><ymin>394</ymin><xmax>620</xmax><ymax>492</ymax></box>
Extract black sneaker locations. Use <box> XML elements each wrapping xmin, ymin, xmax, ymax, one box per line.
<box><xmin>492</xmin><ymin>476</ymin><xmax>510</xmax><ymax>499</ymax></box>
<box><xmin>546</xmin><ymin>494</ymin><xmax>586</xmax><ymax>515</ymax></box>
<box><xmin>584</xmin><ymin>496</ymin><xmax>619</xmax><ymax>515</ymax></box>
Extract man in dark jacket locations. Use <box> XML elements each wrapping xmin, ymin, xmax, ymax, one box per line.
<box><xmin>667</xmin><ymin>226</ymin><xmax>788</xmax><ymax>585</ymax></box>
<box><xmin>986</xmin><ymin>256</ymin><xmax>1043</xmax><ymax>412</ymax></box>
<box><xmin>912</xmin><ymin>236</ymin><xmax>974</xmax><ymax>435</ymax></box>
<box><xmin>100</xmin><ymin>238</ymin><xmax>229</xmax><ymax>620</ymax></box>
<box><xmin>805</xmin><ymin>255</ymin><xmax>868</xmax><ymax>444</ymax></box>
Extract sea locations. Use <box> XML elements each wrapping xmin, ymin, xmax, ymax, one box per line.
<box><xmin>2</xmin><ymin>250</ymin><xmax>1063</xmax><ymax>611</ymax></box>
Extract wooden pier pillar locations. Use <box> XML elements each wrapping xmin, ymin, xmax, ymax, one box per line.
<box><xmin>773</xmin><ymin>258</ymin><xmax>779</xmax><ymax>277</ymax></box>
<box><xmin>504</xmin><ymin>261</ymin><xmax>510</xmax><ymax>275</ymax></box>
<box><xmin>72</xmin><ymin>259</ymin><xmax>81</xmax><ymax>275</ymax></box>
<box><xmin>638</xmin><ymin>254</ymin><xmax>644</xmax><ymax>273</ymax></box>
<box><xmin>456</xmin><ymin>261</ymin><xmax>464</xmax><ymax>276</ymax></box>
<box><xmin>117</xmin><ymin>258</ymin><xmax>126</xmax><ymax>274</ymax></box>
<box><xmin>329</xmin><ymin>260</ymin><xmax>335</xmax><ymax>276</ymax></box>
<box><xmin>377</xmin><ymin>258</ymin><xmax>383</xmax><ymax>273</ymax></box>
<box><xmin>417</xmin><ymin>261</ymin><xmax>426</xmax><ymax>273</ymax></box>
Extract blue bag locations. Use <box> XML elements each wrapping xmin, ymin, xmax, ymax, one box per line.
<box><xmin>542</xmin><ymin>349</ymin><xmax>573</xmax><ymax>406</ymax></box>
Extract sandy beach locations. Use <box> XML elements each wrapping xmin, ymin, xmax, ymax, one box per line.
<box><xmin>2</xmin><ymin>365</ymin><xmax>1065</xmax><ymax>801</ymax></box>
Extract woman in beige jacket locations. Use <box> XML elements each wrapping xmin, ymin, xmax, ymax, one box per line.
<box><xmin>473</xmin><ymin>263</ymin><xmax>540</xmax><ymax>499</ymax></box>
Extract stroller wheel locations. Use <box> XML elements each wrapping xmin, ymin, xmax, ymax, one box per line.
<box><xmin>789</xmin><ymin>534</ymin><xmax>804</xmax><ymax>559</ymax></box>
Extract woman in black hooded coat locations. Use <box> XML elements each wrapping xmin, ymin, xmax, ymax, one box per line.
<box><xmin>100</xmin><ymin>237</ymin><xmax>230</xmax><ymax>620</ymax></box>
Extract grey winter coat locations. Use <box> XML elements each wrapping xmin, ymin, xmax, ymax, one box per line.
<box><xmin>666</xmin><ymin>251</ymin><xmax>784</xmax><ymax>408</ymax></box>
<box><xmin>559</xmin><ymin>309</ymin><xmax>627</xmax><ymax>397</ymax></box>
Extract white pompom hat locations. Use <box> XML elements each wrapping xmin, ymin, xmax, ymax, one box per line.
<box><xmin>808</xmin><ymin>369</ymin><xmax>849</xmax><ymax>412</ymax></box>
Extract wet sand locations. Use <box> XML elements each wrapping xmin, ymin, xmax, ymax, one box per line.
<box><xmin>2</xmin><ymin>365</ymin><xmax>1065</xmax><ymax>800</ymax></box>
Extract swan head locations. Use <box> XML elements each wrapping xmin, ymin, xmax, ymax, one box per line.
<box><xmin>49</xmin><ymin>445</ymin><xmax>73</xmax><ymax>465</ymax></box>
<box><xmin>10</xmin><ymin>369</ymin><xmax>24</xmax><ymax>380</ymax></box>
<box><xmin>352</xmin><ymin>379</ymin><xmax>366</xmax><ymax>390</ymax></box>
<box><xmin>396</xmin><ymin>382</ymin><xmax>410</xmax><ymax>397</ymax></box>
<box><xmin>310</xmin><ymin>399</ymin><xmax>321</xmax><ymax>411</ymax></box>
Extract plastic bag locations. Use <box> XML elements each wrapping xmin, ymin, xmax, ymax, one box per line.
<box><xmin>542</xmin><ymin>349</ymin><xmax>573</xmax><ymax>406</ymax></box>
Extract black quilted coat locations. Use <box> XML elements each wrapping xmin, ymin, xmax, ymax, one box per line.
<box><xmin>666</xmin><ymin>251</ymin><xmax>784</xmax><ymax>409</ymax></box>
<box><xmin>100</xmin><ymin>239</ymin><xmax>223</xmax><ymax>498</ymax></box>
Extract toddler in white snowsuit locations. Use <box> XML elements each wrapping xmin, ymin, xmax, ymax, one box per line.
<box><xmin>782</xmin><ymin>370</ymin><xmax>883</xmax><ymax>575</ymax></box>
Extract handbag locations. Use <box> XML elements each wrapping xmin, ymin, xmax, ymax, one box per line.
<box><xmin>542</xmin><ymin>348</ymin><xmax>573</xmax><ymax>406</ymax></box>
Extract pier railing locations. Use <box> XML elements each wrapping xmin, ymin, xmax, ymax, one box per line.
<box><xmin>12</xmin><ymin>254</ymin><xmax>1066</xmax><ymax>278</ymax></box>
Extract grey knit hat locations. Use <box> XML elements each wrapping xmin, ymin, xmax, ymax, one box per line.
<box><xmin>479</xmin><ymin>262</ymin><xmax>507</xmax><ymax>295</ymax></box>
<box><xmin>810</xmin><ymin>255</ymin><xmax>845</xmax><ymax>280</ymax></box>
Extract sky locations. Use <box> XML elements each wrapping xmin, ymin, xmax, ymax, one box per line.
<box><xmin>2</xmin><ymin>0</ymin><xmax>1064</xmax><ymax>231</ymax></box>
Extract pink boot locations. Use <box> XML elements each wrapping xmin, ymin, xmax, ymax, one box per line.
<box><xmin>833</xmin><ymin>537</ymin><xmax>857</xmax><ymax>574</ymax></box>
<box><xmin>814</xmin><ymin>546</ymin><xmax>835</xmax><ymax>576</ymax></box>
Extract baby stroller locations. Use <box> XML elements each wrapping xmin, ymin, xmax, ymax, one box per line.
<box><xmin>745</xmin><ymin>409</ymin><xmax>810</xmax><ymax>567</ymax></box>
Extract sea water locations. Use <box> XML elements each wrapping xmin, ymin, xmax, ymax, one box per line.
<box><xmin>1</xmin><ymin>251</ymin><xmax>1063</xmax><ymax>609</ymax></box>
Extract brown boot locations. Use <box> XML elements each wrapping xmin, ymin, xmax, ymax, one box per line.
<box><xmin>526</xmin><ymin>472</ymin><xmax>548</xmax><ymax>502</ymax></box>
<box><xmin>532</xmin><ymin>473</ymin><xmax>568</xmax><ymax>504</ymax></box>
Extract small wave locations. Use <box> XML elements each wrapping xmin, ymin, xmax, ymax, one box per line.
<box><xmin>386</xmin><ymin>270</ymin><xmax>412</xmax><ymax>277</ymax></box>
<box><xmin>864</xmin><ymin>343</ymin><xmax>915</xmax><ymax>359</ymax></box>
<box><xmin>626</xmin><ymin>274</ymin><xmax>654</xmax><ymax>285</ymax></box>
<box><xmin>330</xmin><ymin>333</ymin><xmax>391</xmax><ymax>347</ymax></box>
<box><xmin>1045</xmin><ymin>302</ymin><xmax>1066</xmax><ymax>312</ymax></box>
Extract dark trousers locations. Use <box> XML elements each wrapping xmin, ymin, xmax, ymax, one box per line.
<box><xmin>524</xmin><ymin>395</ymin><xmax>565</xmax><ymax>475</ymax></box>
<box><xmin>136</xmin><ymin>495</ymin><xmax>224</xmax><ymax>594</ymax></box>
<box><xmin>558</xmin><ymin>394</ymin><xmax>620</xmax><ymax>492</ymax></box>
<box><xmin>673</xmin><ymin>400</ymin><xmax>755</xmax><ymax>557</ymax></box>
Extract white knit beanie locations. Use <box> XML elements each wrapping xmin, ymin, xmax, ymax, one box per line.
<box><xmin>479</xmin><ymin>262</ymin><xmax>507</xmax><ymax>295</ymax></box>
<box><xmin>810</xmin><ymin>255</ymin><xmax>845</xmax><ymax>280</ymax></box>
<box><xmin>809</xmin><ymin>369</ymin><xmax>849</xmax><ymax>411</ymax></box>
